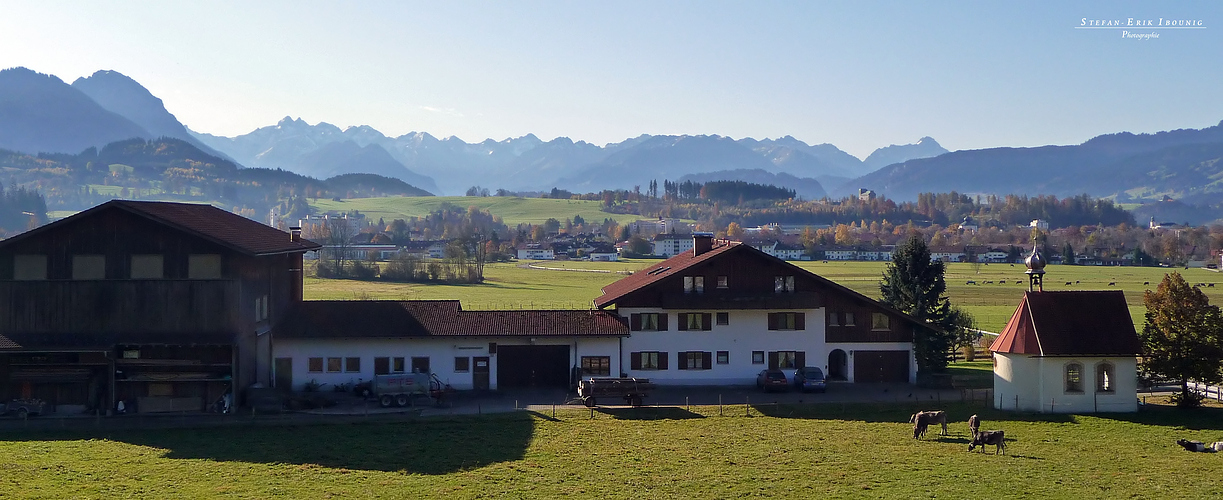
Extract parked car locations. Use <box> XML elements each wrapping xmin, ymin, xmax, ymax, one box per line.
<box><xmin>756</xmin><ymin>369</ymin><xmax>790</xmax><ymax>392</ymax></box>
<box><xmin>793</xmin><ymin>366</ymin><xmax>826</xmax><ymax>393</ymax></box>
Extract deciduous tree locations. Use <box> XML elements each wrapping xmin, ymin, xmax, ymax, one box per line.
<box><xmin>1141</xmin><ymin>272</ymin><xmax>1223</xmax><ymax>407</ymax></box>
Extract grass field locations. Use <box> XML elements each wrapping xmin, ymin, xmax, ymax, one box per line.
<box><xmin>310</xmin><ymin>196</ymin><xmax>652</xmax><ymax>226</ymax></box>
<box><xmin>2</xmin><ymin>401</ymin><xmax>1220</xmax><ymax>498</ymax></box>
<box><xmin>305</xmin><ymin>260</ymin><xmax>1223</xmax><ymax>333</ymax></box>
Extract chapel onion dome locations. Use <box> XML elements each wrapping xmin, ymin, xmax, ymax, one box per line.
<box><xmin>1024</xmin><ymin>245</ymin><xmax>1046</xmax><ymax>274</ymax></box>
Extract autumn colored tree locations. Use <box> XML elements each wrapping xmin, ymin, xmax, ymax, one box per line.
<box><xmin>1141</xmin><ymin>272</ymin><xmax>1223</xmax><ymax>407</ymax></box>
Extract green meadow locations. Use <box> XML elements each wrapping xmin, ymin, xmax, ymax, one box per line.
<box><xmin>310</xmin><ymin>196</ymin><xmax>648</xmax><ymax>226</ymax></box>
<box><xmin>306</xmin><ymin>260</ymin><xmax>1223</xmax><ymax>333</ymax></box>
<box><xmin>2</xmin><ymin>401</ymin><xmax>1220</xmax><ymax>498</ymax></box>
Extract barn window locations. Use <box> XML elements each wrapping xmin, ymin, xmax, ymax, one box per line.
<box><xmin>374</xmin><ymin>357</ymin><xmax>390</xmax><ymax>375</ymax></box>
<box><xmin>308</xmin><ymin>357</ymin><xmax>324</xmax><ymax>373</ymax></box>
<box><xmin>716</xmin><ymin>351</ymin><xmax>729</xmax><ymax>364</ymax></box>
<box><xmin>411</xmin><ymin>357</ymin><xmax>430</xmax><ymax>374</ymax></box>
<box><xmin>326</xmin><ymin>357</ymin><xmax>342</xmax><ymax>373</ymax></box>
<box><xmin>455</xmin><ymin>357</ymin><xmax>470</xmax><ymax>373</ymax></box>
<box><xmin>871</xmin><ymin>313</ymin><xmax>891</xmax><ymax>331</ymax></box>
<box><xmin>344</xmin><ymin>357</ymin><xmax>361</xmax><ymax>373</ymax></box>
<box><xmin>844</xmin><ymin>312</ymin><xmax>856</xmax><ymax>327</ymax></box>
<box><xmin>1096</xmin><ymin>362</ymin><xmax>1115</xmax><ymax>392</ymax></box>
<box><xmin>13</xmin><ymin>255</ymin><xmax>48</xmax><ymax>280</ymax></box>
<box><xmin>188</xmin><ymin>254</ymin><xmax>222</xmax><ymax>279</ymax></box>
<box><xmin>130</xmin><ymin>254</ymin><xmax>164</xmax><ymax>279</ymax></box>
<box><xmin>717</xmin><ymin>276</ymin><xmax>728</xmax><ymax>288</ymax></box>
<box><xmin>72</xmin><ymin>255</ymin><xmax>106</xmax><ymax>280</ymax></box>
<box><xmin>828</xmin><ymin>311</ymin><xmax>840</xmax><ymax>326</ymax></box>
<box><xmin>1064</xmin><ymin>363</ymin><xmax>1084</xmax><ymax>393</ymax></box>
<box><xmin>774</xmin><ymin>276</ymin><xmax>795</xmax><ymax>293</ymax></box>
<box><xmin>581</xmin><ymin>356</ymin><xmax>610</xmax><ymax>376</ymax></box>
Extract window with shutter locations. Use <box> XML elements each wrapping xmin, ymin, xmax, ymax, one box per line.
<box><xmin>374</xmin><ymin>357</ymin><xmax>390</xmax><ymax>375</ymax></box>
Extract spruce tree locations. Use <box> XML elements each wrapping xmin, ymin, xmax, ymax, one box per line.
<box><xmin>881</xmin><ymin>235</ymin><xmax>956</xmax><ymax>373</ymax></box>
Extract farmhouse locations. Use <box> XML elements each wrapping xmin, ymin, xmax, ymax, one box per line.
<box><xmin>0</xmin><ymin>201</ymin><xmax>320</xmax><ymax>413</ymax></box>
<box><xmin>595</xmin><ymin>235</ymin><xmax>927</xmax><ymax>385</ymax></box>
<box><xmin>990</xmin><ymin>248</ymin><xmax>1142</xmax><ymax>413</ymax></box>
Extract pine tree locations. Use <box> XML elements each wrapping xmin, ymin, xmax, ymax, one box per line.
<box><xmin>881</xmin><ymin>235</ymin><xmax>957</xmax><ymax>373</ymax></box>
<box><xmin>1141</xmin><ymin>272</ymin><xmax>1223</xmax><ymax>407</ymax></box>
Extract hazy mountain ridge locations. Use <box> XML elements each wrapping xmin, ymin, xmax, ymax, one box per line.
<box><xmin>0</xmin><ymin>67</ymin><xmax>150</xmax><ymax>154</ymax></box>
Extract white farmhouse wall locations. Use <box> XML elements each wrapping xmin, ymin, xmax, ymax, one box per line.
<box><xmin>275</xmin><ymin>336</ymin><xmax>619</xmax><ymax>391</ymax></box>
<box><xmin>995</xmin><ymin>354</ymin><xmax>1138</xmax><ymax>413</ymax></box>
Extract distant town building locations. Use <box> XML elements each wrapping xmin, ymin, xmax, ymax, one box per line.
<box><xmin>858</xmin><ymin>188</ymin><xmax>876</xmax><ymax>202</ymax></box>
<box><xmin>1030</xmin><ymin>219</ymin><xmax>1049</xmax><ymax>231</ymax></box>
<box><xmin>652</xmin><ymin>233</ymin><xmax>696</xmax><ymax>257</ymax></box>
<box><xmin>517</xmin><ymin>243</ymin><xmax>555</xmax><ymax>260</ymax></box>
<box><xmin>960</xmin><ymin>216</ymin><xmax>978</xmax><ymax>233</ymax></box>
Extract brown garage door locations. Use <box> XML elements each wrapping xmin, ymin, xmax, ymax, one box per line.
<box><xmin>853</xmin><ymin>350</ymin><xmax>909</xmax><ymax>383</ymax></box>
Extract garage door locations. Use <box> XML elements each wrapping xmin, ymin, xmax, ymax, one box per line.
<box><xmin>853</xmin><ymin>350</ymin><xmax>910</xmax><ymax>383</ymax></box>
<box><xmin>496</xmin><ymin>345</ymin><xmax>571</xmax><ymax>389</ymax></box>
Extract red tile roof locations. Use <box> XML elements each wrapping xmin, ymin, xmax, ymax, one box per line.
<box><xmin>0</xmin><ymin>200</ymin><xmax>320</xmax><ymax>256</ymax></box>
<box><xmin>990</xmin><ymin>291</ymin><xmax>1142</xmax><ymax>356</ymax></box>
<box><xmin>279</xmin><ymin>300</ymin><xmax>629</xmax><ymax>339</ymax></box>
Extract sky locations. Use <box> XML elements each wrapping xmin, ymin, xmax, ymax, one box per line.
<box><xmin>1</xmin><ymin>1</ymin><xmax>1221</xmax><ymax>159</ymax></box>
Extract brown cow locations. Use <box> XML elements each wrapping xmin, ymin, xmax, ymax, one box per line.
<box><xmin>909</xmin><ymin>410</ymin><xmax>947</xmax><ymax>436</ymax></box>
<box><xmin>968</xmin><ymin>414</ymin><xmax>981</xmax><ymax>439</ymax></box>
<box><xmin>969</xmin><ymin>430</ymin><xmax>1006</xmax><ymax>455</ymax></box>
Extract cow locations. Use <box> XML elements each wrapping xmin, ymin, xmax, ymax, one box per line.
<box><xmin>969</xmin><ymin>430</ymin><xmax>1006</xmax><ymax>454</ymax></box>
<box><xmin>968</xmin><ymin>414</ymin><xmax>980</xmax><ymax>439</ymax></box>
<box><xmin>909</xmin><ymin>410</ymin><xmax>947</xmax><ymax>437</ymax></box>
<box><xmin>913</xmin><ymin>420</ymin><xmax>928</xmax><ymax>440</ymax></box>
<box><xmin>1177</xmin><ymin>439</ymin><xmax>1223</xmax><ymax>453</ymax></box>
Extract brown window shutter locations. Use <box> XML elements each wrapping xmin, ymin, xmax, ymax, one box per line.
<box><xmin>630</xmin><ymin>352</ymin><xmax>641</xmax><ymax>370</ymax></box>
<box><xmin>677</xmin><ymin>352</ymin><xmax>687</xmax><ymax>370</ymax></box>
<box><xmin>658</xmin><ymin>313</ymin><xmax>669</xmax><ymax>331</ymax></box>
<box><xmin>701</xmin><ymin>313</ymin><xmax>712</xmax><ymax>331</ymax></box>
<box><xmin>768</xmin><ymin>352</ymin><xmax>779</xmax><ymax>370</ymax></box>
<box><xmin>795</xmin><ymin>351</ymin><xmax>806</xmax><ymax>369</ymax></box>
<box><xmin>677</xmin><ymin>313</ymin><xmax>689</xmax><ymax>331</ymax></box>
<box><xmin>658</xmin><ymin>352</ymin><xmax>669</xmax><ymax>370</ymax></box>
<box><xmin>767</xmin><ymin>313</ymin><xmax>778</xmax><ymax>330</ymax></box>
<box><xmin>795</xmin><ymin>312</ymin><xmax>806</xmax><ymax>330</ymax></box>
<box><xmin>374</xmin><ymin>357</ymin><xmax>390</xmax><ymax>375</ymax></box>
<box><xmin>631</xmin><ymin>313</ymin><xmax>642</xmax><ymax>331</ymax></box>
<box><xmin>702</xmin><ymin>352</ymin><xmax>712</xmax><ymax>369</ymax></box>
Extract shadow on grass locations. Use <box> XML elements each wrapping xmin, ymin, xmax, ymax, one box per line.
<box><xmin>596</xmin><ymin>407</ymin><xmax>705</xmax><ymax>420</ymax></box>
<box><xmin>1092</xmin><ymin>404</ymin><xmax>1223</xmax><ymax>431</ymax></box>
<box><xmin>749</xmin><ymin>401</ymin><xmax>1079</xmax><ymax>426</ymax></box>
<box><xmin>3</xmin><ymin>413</ymin><xmax>536</xmax><ymax>475</ymax></box>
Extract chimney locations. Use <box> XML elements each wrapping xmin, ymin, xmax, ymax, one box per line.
<box><xmin>290</xmin><ymin>226</ymin><xmax>302</xmax><ymax>242</ymax></box>
<box><xmin>693</xmin><ymin>232</ymin><xmax>714</xmax><ymax>256</ymax></box>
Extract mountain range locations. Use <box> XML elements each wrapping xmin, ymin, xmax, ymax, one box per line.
<box><xmin>7</xmin><ymin>66</ymin><xmax>1223</xmax><ymax>208</ymax></box>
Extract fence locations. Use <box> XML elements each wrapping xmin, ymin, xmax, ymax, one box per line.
<box><xmin>1188</xmin><ymin>382</ymin><xmax>1223</xmax><ymax>402</ymax></box>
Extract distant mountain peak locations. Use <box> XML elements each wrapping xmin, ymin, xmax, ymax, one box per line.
<box><xmin>862</xmin><ymin>136</ymin><xmax>949</xmax><ymax>171</ymax></box>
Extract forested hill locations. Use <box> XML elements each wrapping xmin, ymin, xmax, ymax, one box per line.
<box><xmin>0</xmin><ymin>137</ymin><xmax>433</xmax><ymax>219</ymax></box>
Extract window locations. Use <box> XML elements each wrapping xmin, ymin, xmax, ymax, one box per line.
<box><xmin>716</xmin><ymin>351</ymin><xmax>729</xmax><ymax>364</ymax></box>
<box><xmin>684</xmin><ymin>276</ymin><xmax>694</xmax><ymax>293</ymax></box>
<box><xmin>1096</xmin><ymin>362</ymin><xmax>1115</xmax><ymax>392</ymax></box>
<box><xmin>687</xmin><ymin>313</ymin><xmax>703</xmax><ymax>330</ymax></box>
<box><xmin>775</xmin><ymin>275</ymin><xmax>795</xmax><ymax>293</ymax></box>
<box><xmin>255</xmin><ymin>295</ymin><xmax>270</xmax><ymax>322</ymax></box>
<box><xmin>308</xmin><ymin>357</ymin><xmax>324</xmax><ymax>373</ymax></box>
<box><xmin>326</xmin><ymin>357</ymin><xmax>342</xmax><ymax>373</ymax></box>
<box><xmin>188</xmin><ymin>254</ymin><xmax>222</xmax><ymax>279</ymax></box>
<box><xmin>345</xmin><ymin>357</ymin><xmax>361</xmax><ymax>372</ymax></box>
<box><xmin>777</xmin><ymin>351</ymin><xmax>798</xmax><ymax>369</ymax></box>
<box><xmin>828</xmin><ymin>311</ymin><xmax>840</xmax><ymax>326</ymax></box>
<box><xmin>871</xmin><ymin>313</ymin><xmax>890</xmax><ymax>331</ymax></box>
<box><xmin>752</xmin><ymin>351</ymin><xmax>765</xmax><ymax>364</ymax></box>
<box><xmin>581</xmin><ymin>356</ymin><xmax>611</xmax><ymax>376</ymax></box>
<box><xmin>632</xmin><ymin>313</ymin><xmax>666</xmax><ymax>331</ymax></box>
<box><xmin>393</xmin><ymin>357</ymin><xmax>406</xmax><ymax>373</ymax></box>
<box><xmin>1065</xmin><ymin>363</ymin><xmax>1084</xmax><ymax>393</ymax></box>
<box><xmin>844</xmin><ymin>312</ymin><xmax>855</xmax><ymax>327</ymax></box>
<box><xmin>130</xmin><ymin>254</ymin><xmax>163</xmax><ymax>279</ymax></box>
<box><xmin>455</xmin><ymin>357</ymin><xmax>470</xmax><ymax>373</ymax></box>
<box><xmin>680</xmin><ymin>351</ymin><xmax>711</xmax><ymax>370</ymax></box>
<box><xmin>72</xmin><ymin>255</ymin><xmax>106</xmax><ymax>280</ymax></box>
<box><xmin>411</xmin><ymin>357</ymin><xmax>430</xmax><ymax>374</ymax></box>
<box><xmin>13</xmin><ymin>255</ymin><xmax>47</xmax><ymax>280</ymax></box>
<box><xmin>631</xmin><ymin>351</ymin><xmax>667</xmax><ymax>370</ymax></box>
<box><xmin>683</xmin><ymin>276</ymin><xmax>705</xmax><ymax>293</ymax></box>
<box><xmin>694</xmin><ymin>276</ymin><xmax>704</xmax><ymax>293</ymax></box>
<box><xmin>374</xmin><ymin>357</ymin><xmax>390</xmax><ymax>375</ymax></box>
<box><xmin>717</xmin><ymin>276</ymin><xmax>728</xmax><ymax>289</ymax></box>
<box><xmin>716</xmin><ymin>312</ymin><xmax>729</xmax><ymax>325</ymax></box>
<box><xmin>769</xmin><ymin>312</ymin><xmax>804</xmax><ymax>330</ymax></box>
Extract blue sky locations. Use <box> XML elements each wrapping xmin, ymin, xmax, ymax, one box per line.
<box><xmin>1</xmin><ymin>1</ymin><xmax>1219</xmax><ymax>158</ymax></box>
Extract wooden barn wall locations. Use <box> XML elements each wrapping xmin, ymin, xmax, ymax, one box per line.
<box><xmin>615</xmin><ymin>249</ymin><xmax>828</xmax><ymax>308</ymax></box>
<box><xmin>822</xmin><ymin>294</ymin><xmax>912</xmax><ymax>343</ymax></box>
<box><xmin>0</xmin><ymin>280</ymin><xmax>238</xmax><ymax>335</ymax></box>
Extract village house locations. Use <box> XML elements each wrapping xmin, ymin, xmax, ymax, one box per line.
<box><xmin>652</xmin><ymin>233</ymin><xmax>696</xmax><ymax>257</ymax></box>
<box><xmin>595</xmin><ymin>235</ymin><xmax>927</xmax><ymax>385</ymax></box>
<box><xmin>517</xmin><ymin>243</ymin><xmax>555</xmax><ymax>260</ymax></box>
<box><xmin>989</xmin><ymin>249</ymin><xmax>1142</xmax><ymax>413</ymax></box>
<box><xmin>0</xmin><ymin>201</ymin><xmax>320</xmax><ymax>414</ymax></box>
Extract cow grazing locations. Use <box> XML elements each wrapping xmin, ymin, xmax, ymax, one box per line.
<box><xmin>968</xmin><ymin>414</ymin><xmax>981</xmax><ymax>439</ymax></box>
<box><xmin>909</xmin><ymin>410</ymin><xmax>947</xmax><ymax>437</ymax></box>
<box><xmin>913</xmin><ymin>421</ymin><xmax>928</xmax><ymax>439</ymax></box>
<box><xmin>969</xmin><ymin>430</ymin><xmax>1006</xmax><ymax>454</ymax></box>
